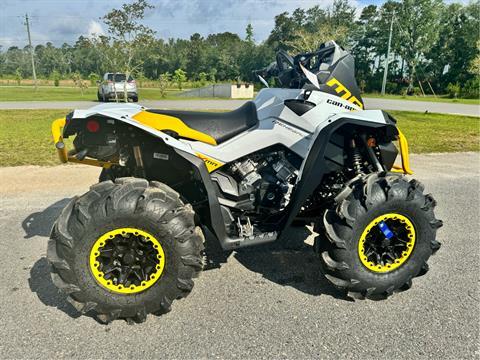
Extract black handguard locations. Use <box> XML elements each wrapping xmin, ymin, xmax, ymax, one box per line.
<box><xmin>253</xmin><ymin>62</ymin><xmax>278</xmax><ymax>80</ymax></box>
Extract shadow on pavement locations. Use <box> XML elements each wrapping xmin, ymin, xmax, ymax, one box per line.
<box><xmin>26</xmin><ymin>203</ymin><xmax>347</xmax><ymax>319</ymax></box>
<box><xmin>22</xmin><ymin>198</ymin><xmax>72</xmax><ymax>239</ymax></box>
<box><xmin>28</xmin><ymin>257</ymin><xmax>81</xmax><ymax>319</ymax></box>
<box><xmin>234</xmin><ymin>226</ymin><xmax>350</xmax><ymax>300</ymax></box>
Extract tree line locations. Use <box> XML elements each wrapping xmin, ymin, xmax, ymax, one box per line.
<box><xmin>0</xmin><ymin>0</ymin><xmax>478</xmax><ymax>97</ymax></box>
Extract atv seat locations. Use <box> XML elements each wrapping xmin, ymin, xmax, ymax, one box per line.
<box><xmin>146</xmin><ymin>101</ymin><xmax>258</xmax><ymax>144</ymax></box>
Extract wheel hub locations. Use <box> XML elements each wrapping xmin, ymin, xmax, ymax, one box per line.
<box><xmin>358</xmin><ymin>214</ymin><xmax>416</xmax><ymax>273</ymax></box>
<box><xmin>89</xmin><ymin>228</ymin><xmax>165</xmax><ymax>294</ymax></box>
<box><xmin>380</xmin><ymin>238</ymin><xmax>390</xmax><ymax>247</ymax></box>
<box><xmin>122</xmin><ymin>252</ymin><xmax>136</xmax><ymax>265</ymax></box>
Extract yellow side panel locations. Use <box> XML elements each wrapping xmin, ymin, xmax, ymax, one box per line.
<box><xmin>132</xmin><ymin>111</ymin><xmax>217</xmax><ymax>145</ymax></box>
<box><xmin>195</xmin><ymin>152</ymin><xmax>224</xmax><ymax>172</ymax></box>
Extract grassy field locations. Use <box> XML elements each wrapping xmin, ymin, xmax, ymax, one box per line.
<box><xmin>364</xmin><ymin>93</ymin><xmax>479</xmax><ymax>105</ymax></box>
<box><xmin>389</xmin><ymin>111</ymin><xmax>479</xmax><ymax>153</ymax></box>
<box><xmin>0</xmin><ymin>109</ymin><xmax>73</xmax><ymax>166</ymax></box>
<box><xmin>0</xmin><ymin>86</ymin><xmax>479</xmax><ymax>104</ymax></box>
<box><xmin>0</xmin><ymin>109</ymin><xmax>478</xmax><ymax>167</ymax></box>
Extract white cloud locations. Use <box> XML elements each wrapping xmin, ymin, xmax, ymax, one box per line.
<box><xmin>0</xmin><ymin>37</ymin><xmax>18</xmax><ymax>49</ymax></box>
<box><xmin>87</xmin><ymin>20</ymin><xmax>105</xmax><ymax>38</ymax></box>
<box><xmin>0</xmin><ymin>0</ymin><xmax>382</xmax><ymax>47</ymax></box>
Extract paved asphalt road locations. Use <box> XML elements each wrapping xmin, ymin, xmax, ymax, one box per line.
<box><xmin>0</xmin><ymin>98</ymin><xmax>479</xmax><ymax>116</ymax></box>
<box><xmin>0</xmin><ymin>152</ymin><xmax>479</xmax><ymax>359</ymax></box>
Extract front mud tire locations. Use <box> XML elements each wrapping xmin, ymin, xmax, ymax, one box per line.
<box><xmin>314</xmin><ymin>172</ymin><xmax>442</xmax><ymax>300</ymax></box>
<box><xmin>47</xmin><ymin>178</ymin><xmax>204</xmax><ymax>323</ymax></box>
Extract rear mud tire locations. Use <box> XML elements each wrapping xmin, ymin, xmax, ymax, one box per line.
<box><xmin>314</xmin><ymin>172</ymin><xmax>442</xmax><ymax>300</ymax></box>
<box><xmin>99</xmin><ymin>166</ymin><xmax>130</xmax><ymax>183</ymax></box>
<box><xmin>99</xmin><ymin>168</ymin><xmax>113</xmax><ymax>182</ymax></box>
<box><xmin>47</xmin><ymin>178</ymin><xmax>204</xmax><ymax>323</ymax></box>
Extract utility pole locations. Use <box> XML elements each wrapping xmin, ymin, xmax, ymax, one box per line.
<box><xmin>381</xmin><ymin>12</ymin><xmax>394</xmax><ymax>96</ymax></box>
<box><xmin>24</xmin><ymin>14</ymin><xmax>37</xmax><ymax>91</ymax></box>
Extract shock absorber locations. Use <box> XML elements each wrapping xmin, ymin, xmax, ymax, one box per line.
<box><xmin>350</xmin><ymin>138</ymin><xmax>363</xmax><ymax>175</ymax></box>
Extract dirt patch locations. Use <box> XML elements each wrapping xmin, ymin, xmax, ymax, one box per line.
<box><xmin>0</xmin><ymin>164</ymin><xmax>99</xmax><ymax>195</ymax></box>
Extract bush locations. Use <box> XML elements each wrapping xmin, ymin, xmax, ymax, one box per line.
<box><xmin>88</xmin><ymin>73</ymin><xmax>99</xmax><ymax>87</ymax></box>
<box><xmin>446</xmin><ymin>83</ymin><xmax>461</xmax><ymax>98</ymax></box>
<box><xmin>198</xmin><ymin>72</ymin><xmax>208</xmax><ymax>87</ymax></box>
<box><xmin>15</xmin><ymin>69</ymin><xmax>22</xmax><ymax>85</ymax></box>
<box><xmin>364</xmin><ymin>77</ymin><xmax>382</xmax><ymax>93</ymax></box>
<box><xmin>158</xmin><ymin>72</ymin><xmax>171</xmax><ymax>98</ymax></box>
<box><xmin>208</xmin><ymin>69</ymin><xmax>217</xmax><ymax>83</ymax></box>
<box><xmin>173</xmin><ymin>69</ymin><xmax>187</xmax><ymax>90</ymax></box>
<box><xmin>52</xmin><ymin>70</ymin><xmax>61</xmax><ymax>87</ymax></box>
<box><xmin>359</xmin><ymin>79</ymin><xmax>366</xmax><ymax>93</ymax></box>
<box><xmin>136</xmin><ymin>73</ymin><xmax>148</xmax><ymax>88</ymax></box>
<box><xmin>461</xmin><ymin>77</ymin><xmax>480</xmax><ymax>99</ymax></box>
<box><xmin>413</xmin><ymin>86</ymin><xmax>423</xmax><ymax>96</ymax></box>
<box><xmin>406</xmin><ymin>86</ymin><xmax>422</xmax><ymax>96</ymax></box>
<box><xmin>385</xmin><ymin>82</ymin><xmax>399</xmax><ymax>94</ymax></box>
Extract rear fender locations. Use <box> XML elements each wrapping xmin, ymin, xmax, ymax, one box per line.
<box><xmin>52</xmin><ymin>104</ymin><xmax>196</xmax><ymax>165</ymax></box>
<box><xmin>70</xmin><ymin>104</ymin><xmax>195</xmax><ymax>155</ymax></box>
<box><xmin>52</xmin><ymin>105</ymin><xmax>226</xmax><ymax>245</ymax></box>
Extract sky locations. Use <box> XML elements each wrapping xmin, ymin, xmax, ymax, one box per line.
<box><xmin>0</xmin><ymin>0</ymin><xmax>440</xmax><ymax>48</ymax></box>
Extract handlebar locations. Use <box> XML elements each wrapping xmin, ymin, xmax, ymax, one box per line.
<box><xmin>252</xmin><ymin>62</ymin><xmax>278</xmax><ymax>79</ymax></box>
<box><xmin>253</xmin><ymin>42</ymin><xmax>338</xmax><ymax>88</ymax></box>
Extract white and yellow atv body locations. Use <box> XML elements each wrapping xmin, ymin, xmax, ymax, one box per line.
<box><xmin>48</xmin><ymin>41</ymin><xmax>441</xmax><ymax>323</ymax></box>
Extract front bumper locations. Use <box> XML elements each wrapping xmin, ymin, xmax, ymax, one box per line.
<box><xmin>391</xmin><ymin>129</ymin><xmax>413</xmax><ymax>175</ymax></box>
<box><xmin>106</xmin><ymin>91</ymin><xmax>137</xmax><ymax>99</ymax></box>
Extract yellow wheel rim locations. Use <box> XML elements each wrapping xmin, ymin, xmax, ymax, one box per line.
<box><xmin>358</xmin><ymin>213</ymin><xmax>416</xmax><ymax>273</ymax></box>
<box><xmin>89</xmin><ymin>228</ymin><xmax>165</xmax><ymax>294</ymax></box>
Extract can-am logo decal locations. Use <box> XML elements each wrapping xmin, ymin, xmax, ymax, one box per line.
<box><xmin>326</xmin><ymin>98</ymin><xmax>356</xmax><ymax>111</ymax></box>
<box><xmin>326</xmin><ymin>78</ymin><xmax>364</xmax><ymax>109</ymax></box>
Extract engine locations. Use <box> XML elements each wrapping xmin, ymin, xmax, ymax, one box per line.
<box><xmin>211</xmin><ymin>149</ymin><xmax>299</xmax><ymax>232</ymax></box>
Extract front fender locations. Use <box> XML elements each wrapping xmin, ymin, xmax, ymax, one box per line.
<box><xmin>280</xmin><ymin>114</ymin><xmax>411</xmax><ymax>240</ymax></box>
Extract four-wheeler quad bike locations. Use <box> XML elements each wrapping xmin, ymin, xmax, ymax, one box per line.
<box><xmin>48</xmin><ymin>40</ymin><xmax>442</xmax><ymax>324</ymax></box>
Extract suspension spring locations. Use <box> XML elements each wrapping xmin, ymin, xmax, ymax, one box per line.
<box><xmin>350</xmin><ymin>139</ymin><xmax>363</xmax><ymax>175</ymax></box>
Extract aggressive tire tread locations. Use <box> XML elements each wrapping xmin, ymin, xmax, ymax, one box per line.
<box><xmin>316</xmin><ymin>172</ymin><xmax>442</xmax><ymax>300</ymax></box>
<box><xmin>47</xmin><ymin>177</ymin><xmax>204</xmax><ymax>324</ymax></box>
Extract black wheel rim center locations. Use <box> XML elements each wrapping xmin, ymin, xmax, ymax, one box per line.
<box><xmin>96</xmin><ymin>233</ymin><xmax>160</xmax><ymax>287</ymax></box>
<box><xmin>364</xmin><ymin>219</ymin><xmax>411</xmax><ymax>267</ymax></box>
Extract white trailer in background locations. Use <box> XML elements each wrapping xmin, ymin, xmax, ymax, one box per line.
<box><xmin>179</xmin><ymin>83</ymin><xmax>254</xmax><ymax>99</ymax></box>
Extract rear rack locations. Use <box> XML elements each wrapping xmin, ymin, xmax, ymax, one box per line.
<box><xmin>51</xmin><ymin>118</ymin><xmax>116</xmax><ymax>168</ymax></box>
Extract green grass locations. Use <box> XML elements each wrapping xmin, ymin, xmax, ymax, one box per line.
<box><xmin>0</xmin><ymin>109</ymin><xmax>478</xmax><ymax>167</ymax></box>
<box><xmin>0</xmin><ymin>109</ymin><xmax>73</xmax><ymax>166</ymax></box>
<box><xmin>390</xmin><ymin>111</ymin><xmax>480</xmax><ymax>153</ymax></box>
<box><xmin>0</xmin><ymin>86</ymin><xmax>99</xmax><ymax>101</ymax></box>
<box><xmin>1</xmin><ymin>86</ymin><xmax>478</xmax><ymax>104</ymax></box>
<box><xmin>0</xmin><ymin>86</ymin><xmax>233</xmax><ymax>101</ymax></box>
<box><xmin>364</xmin><ymin>93</ymin><xmax>480</xmax><ymax>105</ymax></box>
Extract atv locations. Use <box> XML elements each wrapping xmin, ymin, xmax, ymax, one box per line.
<box><xmin>48</xmin><ymin>41</ymin><xmax>442</xmax><ymax>323</ymax></box>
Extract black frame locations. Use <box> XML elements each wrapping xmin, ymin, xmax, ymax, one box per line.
<box><xmin>174</xmin><ymin>116</ymin><xmax>398</xmax><ymax>250</ymax></box>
